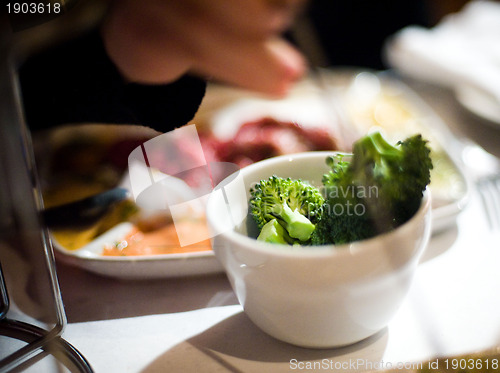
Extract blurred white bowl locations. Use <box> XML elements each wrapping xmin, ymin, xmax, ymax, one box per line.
<box><xmin>206</xmin><ymin>152</ymin><xmax>432</xmax><ymax>348</ymax></box>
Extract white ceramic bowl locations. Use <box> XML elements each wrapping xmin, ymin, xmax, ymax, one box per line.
<box><xmin>206</xmin><ymin>152</ymin><xmax>432</xmax><ymax>348</ymax></box>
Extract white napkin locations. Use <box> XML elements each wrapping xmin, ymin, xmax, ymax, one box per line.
<box><xmin>385</xmin><ymin>1</ymin><xmax>500</xmax><ymax>106</ymax></box>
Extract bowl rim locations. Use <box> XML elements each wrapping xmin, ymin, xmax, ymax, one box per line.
<box><xmin>207</xmin><ymin>151</ymin><xmax>432</xmax><ymax>259</ymax></box>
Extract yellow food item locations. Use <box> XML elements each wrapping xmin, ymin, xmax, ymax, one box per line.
<box><xmin>52</xmin><ymin>225</ymin><xmax>100</xmax><ymax>251</ymax></box>
<box><xmin>51</xmin><ymin>199</ymin><xmax>139</xmax><ymax>250</ymax></box>
<box><xmin>102</xmin><ymin>218</ymin><xmax>212</xmax><ymax>256</ymax></box>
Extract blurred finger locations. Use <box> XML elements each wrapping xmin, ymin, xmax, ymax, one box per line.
<box><xmin>191</xmin><ymin>36</ymin><xmax>306</xmax><ymax>96</ymax></box>
<box><xmin>102</xmin><ymin>0</ymin><xmax>307</xmax><ymax>94</ymax></box>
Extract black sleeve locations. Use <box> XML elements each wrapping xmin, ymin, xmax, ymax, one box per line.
<box><xmin>18</xmin><ymin>29</ymin><xmax>207</xmax><ymax>133</ymax></box>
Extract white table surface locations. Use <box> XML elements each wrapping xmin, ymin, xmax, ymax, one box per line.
<box><xmin>57</xmin><ymin>189</ymin><xmax>500</xmax><ymax>373</ymax></box>
<box><xmin>5</xmin><ymin>79</ymin><xmax>500</xmax><ymax>372</ymax></box>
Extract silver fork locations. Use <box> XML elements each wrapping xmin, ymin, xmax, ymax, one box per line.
<box><xmin>460</xmin><ymin>141</ymin><xmax>500</xmax><ymax>230</ymax></box>
<box><xmin>477</xmin><ymin>174</ymin><xmax>500</xmax><ymax>230</ymax></box>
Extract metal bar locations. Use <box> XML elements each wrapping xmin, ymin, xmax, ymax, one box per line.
<box><xmin>0</xmin><ymin>10</ymin><xmax>73</xmax><ymax>372</ymax></box>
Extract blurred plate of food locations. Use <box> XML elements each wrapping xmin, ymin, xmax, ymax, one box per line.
<box><xmin>192</xmin><ymin>68</ymin><xmax>470</xmax><ymax>233</ymax></box>
<box><xmin>37</xmin><ymin>124</ymin><xmax>223</xmax><ymax>279</ymax></box>
<box><xmin>331</xmin><ymin>69</ymin><xmax>469</xmax><ymax>231</ymax></box>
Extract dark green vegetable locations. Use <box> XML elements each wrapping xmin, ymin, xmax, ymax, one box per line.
<box><xmin>248</xmin><ymin>132</ymin><xmax>432</xmax><ymax>247</ymax></box>
<box><xmin>312</xmin><ymin>131</ymin><xmax>432</xmax><ymax>245</ymax></box>
<box><xmin>249</xmin><ymin>176</ymin><xmax>324</xmax><ymax>244</ymax></box>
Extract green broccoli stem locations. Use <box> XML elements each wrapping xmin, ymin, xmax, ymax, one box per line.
<box><xmin>272</xmin><ymin>202</ymin><xmax>315</xmax><ymax>242</ymax></box>
<box><xmin>351</xmin><ymin>132</ymin><xmax>404</xmax><ymax>182</ymax></box>
<box><xmin>257</xmin><ymin>219</ymin><xmax>293</xmax><ymax>244</ymax></box>
<box><xmin>353</xmin><ymin>132</ymin><xmax>402</xmax><ymax>164</ymax></box>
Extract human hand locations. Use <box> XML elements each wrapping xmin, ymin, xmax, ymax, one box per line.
<box><xmin>101</xmin><ymin>0</ymin><xmax>307</xmax><ymax>96</ymax></box>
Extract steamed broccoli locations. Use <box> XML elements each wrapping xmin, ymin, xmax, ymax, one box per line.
<box><xmin>257</xmin><ymin>218</ymin><xmax>292</xmax><ymax>244</ymax></box>
<box><xmin>249</xmin><ymin>176</ymin><xmax>324</xmax><ymax>244</ymax></box>
<box><xmin>312</xmin><ymin>131</ymin><xmax>432</xmax><ymax>245</ymax></box>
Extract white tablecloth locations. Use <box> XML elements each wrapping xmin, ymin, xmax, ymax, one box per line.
<box><xmin>60</xmin><ymin>189</ymin><xmax>500</xmax><ymax>373</ymax></box>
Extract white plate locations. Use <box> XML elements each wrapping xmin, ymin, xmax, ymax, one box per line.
<box><xmin>52</xmin><ymin>223</ymin><xmax>223</xmax><ymax>280</ymax></box>
<box><xmin>455</xmin><ymin>83</ymin><xmax>500</xmax><ymax>126</ymax></box>
<box><xmin>205</xmin><ymin>69</ymin><xmax>470</xmax><ymax>233</ymax></box>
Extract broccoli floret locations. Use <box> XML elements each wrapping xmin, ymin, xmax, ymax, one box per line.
<box><xmin>257</xmin><ymin>219</ymin><xmax>293</xmax><ymax>244</ymax></box>
<box><xmin>312</xmin><ymin>205</ymin><xmax>376</xmax><ymax>245</ymax></box>
<box><xmin>313</xmin><ymin>131</ymin><xmax>432</xmax><ymax>245</ymax></box>
<box><xmin>321</xmin><ymin>153</ymin><xmax>350</xmax><ymax>186</ymax></box>
<box><xmin>249</xmin><ymin>176</ymin><xmax>324</xmax><ymax>244</ymax></box>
